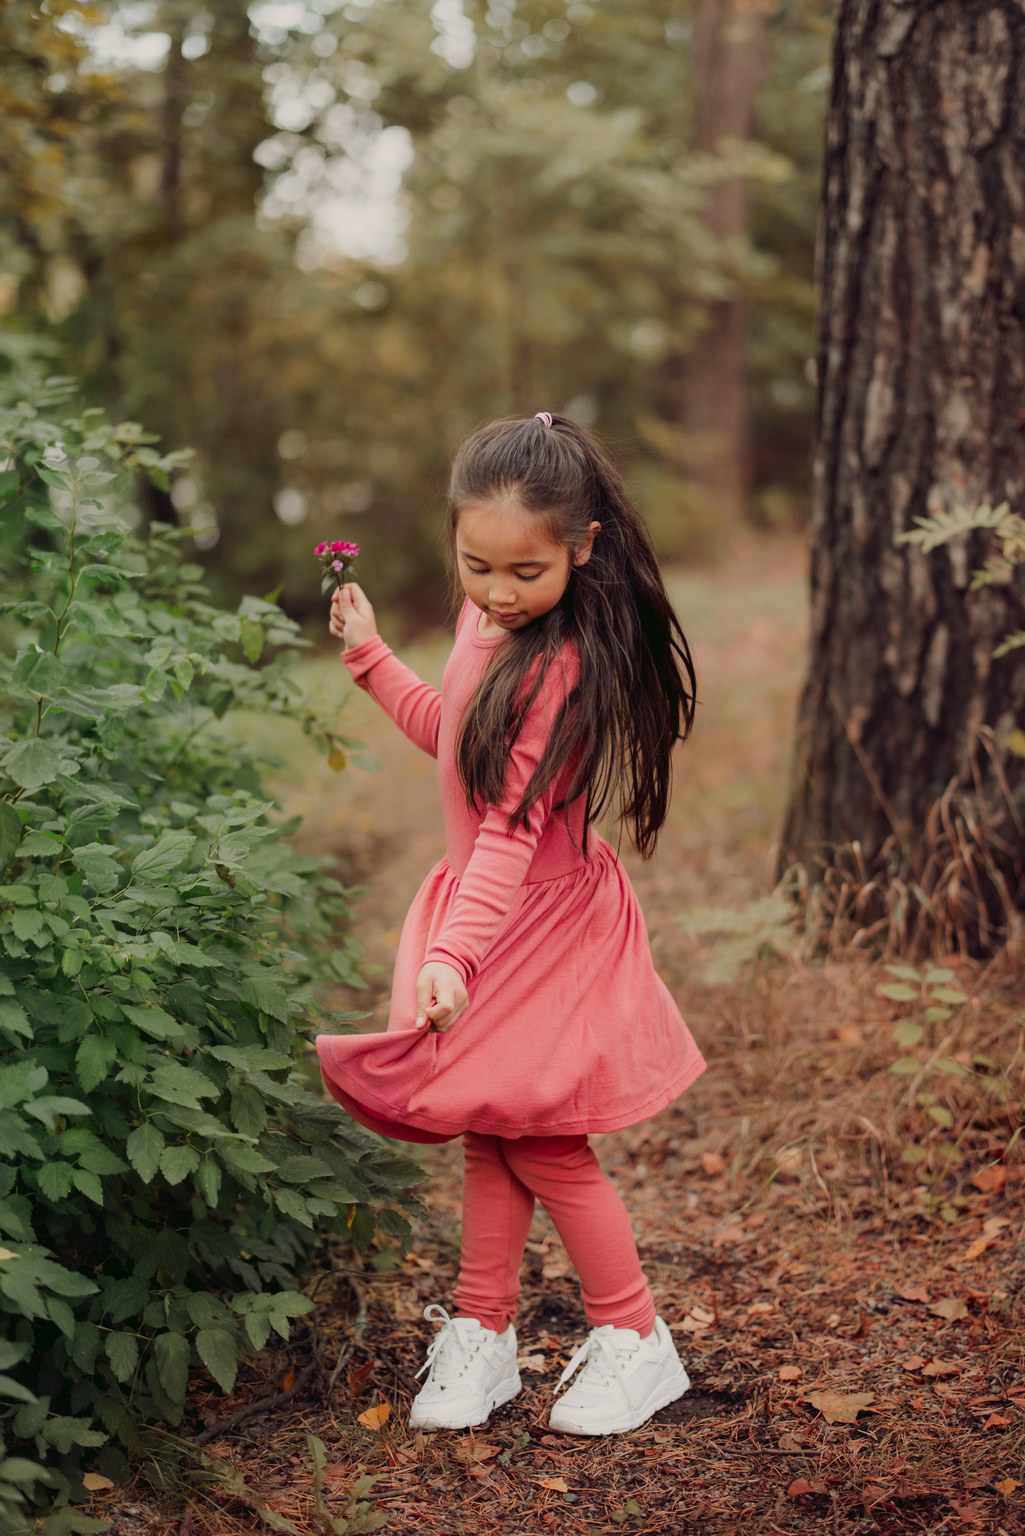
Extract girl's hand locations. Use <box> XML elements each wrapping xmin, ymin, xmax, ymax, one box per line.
<box><xmin>329</xmin><ymin>582</ymin><xmax>378</xmax><ymax>650</ymax></box>
<box><xmin>414</xmin><ymin>962</ymin><xmax>468</xmax><ymax>1033</ymax></box>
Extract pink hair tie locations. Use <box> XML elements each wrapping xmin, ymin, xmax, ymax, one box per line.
<box><xmin>535</xmin><ymin>411</ymin><xmax>553</xmax><ymax>428</ymax></box>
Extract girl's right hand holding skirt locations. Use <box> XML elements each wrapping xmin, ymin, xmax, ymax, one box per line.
<box><xmin>329</xmin><ymin>582</ymin><xmax>378</xmax><ymax>650</ymax></box>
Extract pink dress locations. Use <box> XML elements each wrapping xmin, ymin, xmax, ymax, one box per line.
<box><xmin>315</xmin><ymin>599</ymin><xmax>706</xmax><ymax>1143</ymax></box>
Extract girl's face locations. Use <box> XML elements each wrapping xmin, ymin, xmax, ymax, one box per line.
<box><xmin>455</xmin><ymin>496</ymin><xmax>600</xmax><ymax>633</ymax></box>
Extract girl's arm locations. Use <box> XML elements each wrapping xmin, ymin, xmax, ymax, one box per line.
<box><xmin>341</xmin><ymin>637</ymin><xmax>442</xmax><ymax>759</ymax></box>
<box><xmin>422</xmin><ymin>647</ymin><xmax>578</xmax><ymax>984</ymax></box>
<box><xmin>333</xmin><ymin>583</ymin><xmax>442</xmax><ymax>759</ymax></box>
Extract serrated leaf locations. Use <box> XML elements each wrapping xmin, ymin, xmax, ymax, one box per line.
<box><xmin>160</xmin><ymin>1145</ymin><xmax>200</xmax><ymax>1186</ymax></box>
<box><xmin>126</xmin><ymin>1122</ymin><xmax>164</xmax><ymax>1183</ymax></box>
<box><xmin>2</xmin><ymin>739</ymin><xmax>61</xmax><ymax>791</ymax></box>
<box><xmin>37</xmin><ymin>1162</ymin><xmax>74</xmax><ymax>1201</ymax></box>
<box><xmin>105</xmin><ymin>1331</ymin><xmax>139</xmax><ymax>1384</ymax></box>
<box><xmin>806</xmin><ymin>1389</ymin><xmax>875</xmax><ymax>1424</ymax></box>
<box><xmin>195</xmin><ymin>1327</ymin><xmax>239</xmax><ymax>1394</ymax></box>
<box><xmin>131</xmin><ymin>831</ymin><xmax>194</xmax><ymax>878</ymax></box>
<box><xmin>0</xmin><ymin>801</ymin><xmax>22</xmax><ymax>868</ymax></box>
<box><xmin>76</xmin><ymin>1034</ymin><xmax>118</xmax><ymax>1093</ymax></box>
<box><xmin>71</xmin><ymin>1168</ymin><xmax>104</xmax><ymax>1205</ymax></box>
<box><xmin>153</xmin><ymin>1331</ymin><xmax>190</xmax><ymax>1406</ymax></box>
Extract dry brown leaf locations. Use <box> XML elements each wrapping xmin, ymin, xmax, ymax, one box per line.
<box><xmin>779</xmin><ymin>1364</ymin><xmax>802</xmax><ymax>1381</ymax></box>
<box><xmin>357</xmin><ymin>1401</ymin><xmax>392</xmax><ymax>1431</ymax></box>
<box><xmin>786</xmin><ymin>1478</ymin><xmax>814</xmax><ymax>1497</ymax></box>
<box><xmin>711</xmin><ymin>1220</ymin><xmax>746</xmax><ymax>1248</ymax></box>
<box><xmin>902</xmin><ymin>1354</ymin><xmax>928</xmax><ymax>1370</ymax></box>
<box><xmin>833</xmin><ymin>1024</ymin><xmax>863</xmax><ymax>1045</ymax></box>
<box><xmin>455</xmin><ymin>1439</ymin><xmax>500</xmax><ymax>1464</ymax></box>
<box><xmin>920</xmin><ymin>1358</ymin><xmax>961</xmax><ymax>1377</ymax></box>
<box><xmin>861</xmin><ymin>1484</ymin><xmax>889</xmax><ymax>1509</ymax></box>
<box><xmin>970</xmin><ymin>1164</ymin><xmax>1007</xmax><ymax>1193</ymax></box>
<box><xmin>347</xmin><ymin>1360</ymin><xmax>375</xmax><ymax>1394</ymax></box>
<box><xmin>81</xmin><ymin>1474</ymin><xmax>114</xmax><ymax>1493</ymax></box>
<box><xmin>700</xmin><ymin>1151</ymin><xmax>726</xmax><ymax>1176</ymax></box>
<box><xmin>929</xmin><ymin>1296</ymin><xmax>969</xmax><ymax>1321</ymax></box>
<box><xmin>537</xmin><ymin>1476</ymin><xmax>570</xmax><ymax>1493</ymax></box>
<box><xmin>995</xmin><ymin>1477</ymin><xmax>1021</xmax><ymax>1494</ymax></box>
<box><xmin>517</xmin><ymin>1352</ymin><xmax>547</xmax><ymax>1372</ymax></box>
<box><xmin>983</xmin><ymin>1412</ymin><xmax>1010</xmax><ymax>1429</ymax></box>
<box><xmin>898</xmin><ymin>1284</ymin><xmax>931</xmax><ymax>1303</ymax></box>
<box><xmin>681</xmin><ymin>1303</ymin><xmax>715</xmax><ymax>1334</ymax></box>
<box><xmin>278</xmin><ymin>1369</ymin><xmax>297</xmax><ymax>1391</ymax></box>
<box><xmin>806</xmin><ymin>1389</ymin><xmax>876</xmax><ymax>1424</ymax></box>
<box><xmin>964</xmin><ymin>1215</ymin><xmax>1009</xmax><ymax>1260</ymax></box>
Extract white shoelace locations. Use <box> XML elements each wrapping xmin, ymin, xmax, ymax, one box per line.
<box><xmin>556</xmin><ymin>1327</ymin><xmax>642</xmax><ymax>1411</ymax></box>
<box><xmin>414</xmin><ymin>1304</ymin><xmax>485</xmax><ymax>1385</ymax></box>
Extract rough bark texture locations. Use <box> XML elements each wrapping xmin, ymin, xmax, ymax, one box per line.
<box><xmin>682</xmin><ymin>0</ymin><xmax>766</xmax><ymax>523</ymax></box>
<box><xmin>782</xmin><ymin>0</ymin><xmax>1025</xmax><ymax>953</ymax></box>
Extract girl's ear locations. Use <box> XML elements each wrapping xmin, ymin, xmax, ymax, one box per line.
<box><xmin>573</xmin><ymin>520</ymin><xmax>602</xmax><ymax>567</ymax></box>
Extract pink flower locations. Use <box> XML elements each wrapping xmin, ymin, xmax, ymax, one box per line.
<box><xmin>314</xmin><ymin>541</ymin><xmax>328</xmax><ymax>556</ymax></box>
<box><xmin>331</xmin><ymin>560</ymin><xmax>343</xmax><ymax>571</ymax></box>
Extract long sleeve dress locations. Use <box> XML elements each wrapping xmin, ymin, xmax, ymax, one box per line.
<box><xmin>315</xmin><ymin>598</ymin><xmax>706</xmax><ymax>1144</ymax></box>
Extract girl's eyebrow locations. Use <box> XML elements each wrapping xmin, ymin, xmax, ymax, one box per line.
<box><xmin>458</xmin><ymin>548</ymin><xmax>549</xmax><ymax>568</ymax></box>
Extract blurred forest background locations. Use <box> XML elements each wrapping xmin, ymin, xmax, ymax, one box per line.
<box><xmin>2</xmin><ymin>0</ymin><xmax>830</xmax><ymax>629</ymax></box>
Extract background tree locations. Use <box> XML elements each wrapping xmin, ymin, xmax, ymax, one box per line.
<box><xmin>781</xmin><ymin>0</ymin><xmax>1025</xmax><ymax>954</ymax></box>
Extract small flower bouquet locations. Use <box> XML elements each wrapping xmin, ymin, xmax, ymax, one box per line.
<box><xmin>314</xmin><ymin>539</ymin><xmax>359</xmax><ymax>593</ymax></box>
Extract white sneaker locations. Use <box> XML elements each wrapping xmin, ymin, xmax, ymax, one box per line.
<box><xmin>548</xmin><ymin>1316</ymin><xmax>690</xmax><ymax>1435</ymax></box>
<box><xmin>408</xmin><ymin>1303</ymin><xmax>522</xmax><ymax>1431</ymax></box>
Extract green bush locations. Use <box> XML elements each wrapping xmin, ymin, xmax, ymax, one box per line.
<box><xmin>0</xmin><ymin>367</ymin><xmax>424</xmax><ymax>1528</ymax></box>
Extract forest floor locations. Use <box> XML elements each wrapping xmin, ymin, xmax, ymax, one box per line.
<box><xmin>89</xmin><ymin>534</ymin><xmax>1023</xmax><ymax>1536</ymax></box>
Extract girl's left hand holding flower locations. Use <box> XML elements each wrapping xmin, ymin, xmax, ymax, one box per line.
<box><xmin>329</xmin><ymin>582</ymin><xmax>377</xmax><ymax>650</ymax></box>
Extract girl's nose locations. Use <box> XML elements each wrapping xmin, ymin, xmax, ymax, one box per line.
<box><xmin>489</xmin><ymin>583</ymin><xmax>517</xmax><ymax>606</ymax></box>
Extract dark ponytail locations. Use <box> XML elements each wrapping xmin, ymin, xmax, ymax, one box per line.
<box><xmin>446</xmin><ymin>414</ymin><xmax>697</xmax><ymax>858</ymax></box>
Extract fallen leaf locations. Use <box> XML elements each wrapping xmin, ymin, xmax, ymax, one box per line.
<box><xmin>861</xmin><ymin>1484</ymin><xmax>889</xmax><ymax>1508</ymax></box>
<box><xmin>537</xmin><ymin>1476</ymin><xmax>570</xmax><ymax>1493</ymax></box>
<box><xmin>983</xmin><ymin>1413</ymin><xmax>1010</xmax><ymax>1429</ymax></box>
<box><xmin>786</xmin><ymin>1478</ymin><xmax>814</xmax><ymax>1497</ymax></box>
<box><xmin>964</xmin><ymin>1215</ymin><xmax>1009</xmax><ymax>1261</ymax></box>
<box><xmin>806</xmin><ymin>1389</ymin><xmax>876</xmax><ymax>1424</ymax></box>
<box><xmin>357</xmin><ymin>1401</ymin><xmax>392</xmax><ymax>1431</ymax></box>
<box><xmin>903</xmin><ymin>1354</ymin><xmax>928</xmax><ymax>1371</ymax></box>
<box><xmin>920</xmin><ymin>1358</ymin><xmax>961</xmax><ymax>1377</ymax></box>
<box><xmin>929</xmin><ymin>1296</ymin><xmax>969</xmax><ymax>1321</ymax></box>
<box><xmin>779</xmin><ymin>1364</ymin><xmax>802</xmax><ymax>1381</ymax></box>
<box><xmin>970</xmin><ymin>1165</ymin><xmax>1007</xmax><ymax>1193</ymax></box>
<box><xmin>81</xmin><ymin>1474</ymin><xmax>114</xmax><ymax>1493</ymax></box>
<box><xmin>833</xmin><ymin>1024</ymin><xmax>863</xmax><ymax>1045</ymax></box>
<box><xmin>278</xmin><ymin>1369</ymin><xmax>297</xmax><ymax>1391</ymax></box>
<box><xmin>746</xmin><ymin>1300</ymin><xmax>774</xmax><ymax>1315</ymax></box>
<box><xmin>898</xmin><ymin>1284</ymin><xmax>932</xmax><ymax>1303</ymax></box>
<box><xmin>347</xmin><ymin>1360</ymin><xmax>375</xmax><ymax>1394</ymax></box>
<box><xmin>711</xmin><ymin>1220</ymin><xmax>746</xmax><ymax>1248</ymax></box>
<box><xmin>995</xmin><ymin>1477</ymin><xmax>1021</xmax><ymax>1494</ymax></box>
<box><xmin>517</xmin><ymin>1352</ymin><xmax>547</xmax><ymax>1372</ymax></box>
<box><xmin>700</xmin><ymin>1151</ymin><xmax>726</xmax><ymax>1176</ymax></box>
<box><xmin>681</xmin><ymin>1303</ymin><xmax>715</xmax><ymax>1334</ymax></box>
<box><xmin>455</xmin><ymin>1440</ymin><xmax>500</xmax><ymax>1464</ymax></box>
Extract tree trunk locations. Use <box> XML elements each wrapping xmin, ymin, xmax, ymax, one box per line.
<box><xmin>681</xmin><ymin>0</ymin><xmax>766</xmax><ymax>524</ymax></box>
<box><xmin>781</xmin><ymin>0</ymin><xmax>1025</xmax><ymax>955</ymax></box>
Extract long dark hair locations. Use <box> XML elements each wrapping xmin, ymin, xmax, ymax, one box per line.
<box><xmin>446</xmin><ymin>414</ymin><xmax>697</xmax><ymax>858</ymax></box>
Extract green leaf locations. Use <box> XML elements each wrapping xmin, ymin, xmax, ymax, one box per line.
<box><xmin>878</xmin><ymin>982</ymin><xmax>918</xmax><ymax>1002</ymax></box>
<box><xmin>76</xmin><ymin>1034</ymin><xmax>118</xmax><ymax>1093</ymax></box>
<box><xmin>934</xmin><ymin>1057</ymin><xmax>971</xmax><ymax>1077</ymax></box>
<box><xmin>131</xmin><ymin>831</ymin><xmax>194</xmax><ymax>879</ymax></box>
<box><xmin>889</xmin><ymin>1056</ymin><xmax>922</xmax><ymax>1075</ymax></box>
<box><xmin>2</xmin><ymin>740</ymin><xmax>61</xmax><ymax>791</ymax></box>
<box><xmin>126</xmin><ymin>1123</ymin><xmax>164</xmax><ymax>1183</ymax></box>
<box><xmin>927</xmin><ymin>1105</ymin><xmax>954</xmax><ymax>1129</ymax></box>
<box><xmin>121</xmin><ymin>1005</ymin><xmax>185</xmax><ymax>1041</ymax></box>
<box><xmin>153</xmin><ymin>1331</ymin><xmax>190</xmax><ymax>1407</ymax></box>
<box><xmin>0</xmin><ymin>998</ymin><xmax>31</xmax><ymax>1038</ymax></box>
<box><xmin>71</xmin><ymin>1168</ymin><xmax>104</xmax><ymax>1205</ymax></box>
<box><xmin>71</xmin><ymin>845</ymin><xmax>122</xmax><ymax>894</ymax></box>
<box><xmin>195</xmin><ymin>1327</ymin><xmax>239</xmax><ymax>1394</ymax></box>
<box><xmin>930</xmin><ymin>986</ymin><xmax>968</xmax><ymax>1006</ymax></box>
<box><xmin>105</xmin><ymin>1332</ymin><xmax>139</xmax><ymax>1385</ymax></box>
<box><xmin>0</xmin><ymin>801</ymin><xmax>22</xmax><ymax>868</ymax></box>
<box><xmin>892</xmin><ymin>1020</ymin><xmax>924</xmax><ymax>1048</ymax></box>
<box><xmin>147</xmin><ymin>1062</ymin><xmax>218</xmax><ymax>1107</ymax></box>
<box><xmin>160</xmin><ymin>1145</ymin><xmax>200</xmax><ymax>1186</ymax></box>
<box><xmin>272</xmin><ymin>1188</ymin><xmax>313</xmax><ymax>1228</ymax></box>
<box><xmin>37</xmin><ymin>1163</ymin><xmax>74</xmax><ymax>1201</ymax></box>
<box><xmin>184</xmin><ymin>1293</ymin><xmax>232</xmax><ymax>1329</ymax></box>
<box><xmin>219</xmin><ymin>1142</ymin><xmax>276</xmax><ymax>1175</ymax></box>
<box><xmin>195</xmin><ymin>1157</ymin><xmax>221</xmax><ymax>1208</ymax></box>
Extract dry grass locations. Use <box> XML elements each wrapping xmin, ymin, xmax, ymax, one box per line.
<box><xmin>85</xmin><ymin>534</ymin><xmax>1025</xmax><ymax>1536</ymax></box>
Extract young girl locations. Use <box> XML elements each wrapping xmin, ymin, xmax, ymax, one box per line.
<box><xmin>316</xmin><ymin>412</ymin><xmax>705</xmax><ymax>1437</ymax></box>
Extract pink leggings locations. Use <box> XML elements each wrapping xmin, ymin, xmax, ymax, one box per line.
<box><xmin>453</xmin><ymin>1132</ymin><xmax>656</xmax><ymax>1337</ymax></box>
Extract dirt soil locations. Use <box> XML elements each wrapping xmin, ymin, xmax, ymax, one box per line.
<box><xmin>90</xmin><ymin>537</ymin><xmax>1024</xmax><ymax>1536</ymax></box>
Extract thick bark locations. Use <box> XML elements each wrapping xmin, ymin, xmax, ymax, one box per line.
<box><xmin>682</xmin><ymin>0</ymin><xmax>766</xmax><ymax>523</ymax></box>
<box><xmin>782</xmin><ymin>0</ymin><xmax>1025</xmax><ymax>954</ymax></box>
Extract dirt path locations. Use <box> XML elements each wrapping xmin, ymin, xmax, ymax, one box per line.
<box><xmin>94</xmin><ymin>537</ymin><xmax>1023</xmax><ymax>1536</ymax></box>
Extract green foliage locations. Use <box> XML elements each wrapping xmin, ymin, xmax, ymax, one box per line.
<box><xmin>0</xmin><ymin>366</ymin><xmax>425</xmax><ymax>1521</ymax></box>
<box><xmin>306</xmin><ymin>1435</ymin><xmax>387</xmax><ymax>1535</ymax></box>
<box><xmin>877</xmin><ymin>964</ymin><xmax>1019</xmax><ymax>1222</ymax></box>
<box><xmin>897</xmin><ymin>499</ymin><xmax>1025</xmax><ymax>756</ymax></box>
<box><xmin>678</xmin><ymin>886</ymin><xmax>798</xmax><ymax>984</ymax></box>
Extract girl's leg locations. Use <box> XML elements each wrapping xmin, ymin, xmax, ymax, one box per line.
<box><xmin>453</xmin><ymin>1132</ymin><xmax>536</xmax><ymax>1333</ymax></box>
<box><xmin>501</xmin><ymin>1135</ymin><xmax>657</xmax><ymax>1337</ymax></box>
